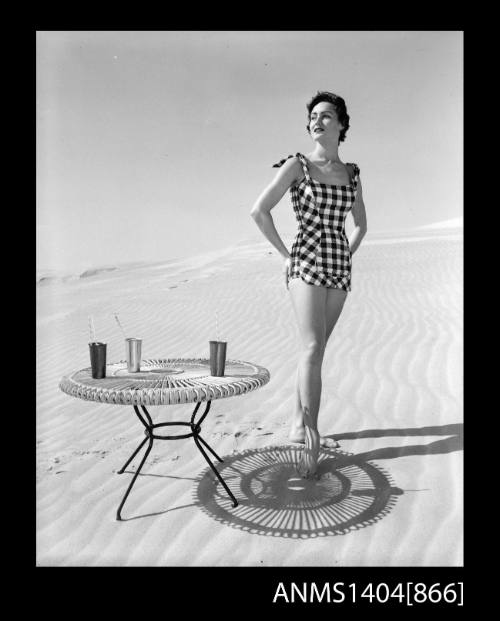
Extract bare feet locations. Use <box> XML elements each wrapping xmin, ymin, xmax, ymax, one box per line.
<box><xmin>289</xmin><ymin>425</ymin><xmax>340</xmax><ymax>449</ymax></box>
<box><xmin>297</xmin><ymin>427</ymin><xmax>320</xmax><ymax>479</ymax></box>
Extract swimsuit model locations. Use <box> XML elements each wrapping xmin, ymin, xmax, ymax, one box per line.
<box><xmin>273</xmin><ymin>152</ymin><xmax>360</xmax><ymax>291</ymax></box>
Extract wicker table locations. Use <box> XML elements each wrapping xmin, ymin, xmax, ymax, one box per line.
<box><xmin>59</xmin><ymin>358</ymin><xmax>270</xmax><ymax>520</ymax></box>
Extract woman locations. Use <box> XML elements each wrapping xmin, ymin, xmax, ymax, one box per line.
<box><xmin>250</xmin><ymin>91</ymin><xmax>367</xmax><ymax>479</ymax></box>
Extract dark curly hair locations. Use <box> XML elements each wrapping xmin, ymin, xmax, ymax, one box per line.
<box><xmin>306</xmin><ymin>91</ymin><xmax>350</xmax><ymax>144</ymax></box>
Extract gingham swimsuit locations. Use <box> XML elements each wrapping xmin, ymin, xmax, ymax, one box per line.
<box><xmin>273</xmin><ymin>153</ymin><xmax>360</xmax><ymax>292</ymax></box>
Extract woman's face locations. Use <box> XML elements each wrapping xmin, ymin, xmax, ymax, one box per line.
<box><xmin>309</xmin><ymin>101</ymin><xmax>343</xmax><ymax>142</ymax></box>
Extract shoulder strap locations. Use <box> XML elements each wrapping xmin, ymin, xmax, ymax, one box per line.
<box><xmin>295</xmin><ymin>153</ymin><xmax>312</xmax><ymax>183</ymax></box>
<box><xmin>346</xmin><ymin>163</ymin><xmax>360</xmax><ymax>187</ymax></box>
<box><xmin>272</xmin><ymin>153</ymin><xmax>311</xmax><ymax>182</ymax></box>
<box><xmin>272</xmin><ymin>153</ymin><xmax>312</xmax><ymax>192</ymax></box>
<box><xmin>272</xmin><ymin>154</ymin><xmax>294</xmax><ymax>168</ymax></box>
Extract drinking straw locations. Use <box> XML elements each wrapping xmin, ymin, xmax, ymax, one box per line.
<box><xmin>215</xmin><ymin>310</ymin><xmax>219</xmax><ymax>342</ymax></box>
<box><xmin>88</xmin><ymin>315</ymin><xmax>96</xmax><ymax>342</ymax></box>
<box><xmin>114</xmin><ymin>313</ymin><xmax>127</xmax><ymax>339</ymax></box>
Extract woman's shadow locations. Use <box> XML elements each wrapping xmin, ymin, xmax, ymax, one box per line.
<box><xmin>328</xmin><ymin>422</ymin><xmax>463</xmax><ymax>462</ymax></box>
<box><xmin>194</xmin><ymin>422</ymin><xmax>462</xmax><ymax>538</ymax></box>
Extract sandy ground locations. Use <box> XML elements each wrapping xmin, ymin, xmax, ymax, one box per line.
<box><xmin>36</xmin><ymin>226</ymin><xmax>463</xmax><ymax>566</ymax></box>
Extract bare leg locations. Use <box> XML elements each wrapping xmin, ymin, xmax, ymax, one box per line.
<box><xmin>289</xmin><ymin>369</ymin><xmax>340</xmax><ymax>448</ymax></box>
<box><xmin>290</xmin><ymin>366</ymin><xmax>304</xmax><ymax>431</ymax></box>
<box><xmin>289</xmin><ymin>284</ymin><xmax>347</xmax><ymax>451</ymax></box>
<box><xmin>288</xmin><ymin>278</ymin><xmax>327</xmax><ymax>479</ymax></box>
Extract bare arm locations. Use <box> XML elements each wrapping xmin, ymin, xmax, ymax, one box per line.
<box><xmin>348</xmin><ymin>177</ymin><xmax>368</xmax><ymax>255</ymax></box>
<box><xmin>250</xmin><ymin>157</ymin><xmax>302</xmax><ymax>259</ymax></box>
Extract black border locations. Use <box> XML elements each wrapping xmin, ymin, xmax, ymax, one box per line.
<box><xmin>32</xmin><ymin>20</ymin><xmax>465</xmax><ymax>611</ymax></box>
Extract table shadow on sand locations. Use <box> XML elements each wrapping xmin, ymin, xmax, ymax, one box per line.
<box><xmin>194</xmin><ymin>445</ymin><xmax>403</xmax><ymax>538</ymax></box>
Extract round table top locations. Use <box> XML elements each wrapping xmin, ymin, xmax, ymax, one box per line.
<box><xmin>59</xmin><ymin>358</ymin><xmax>270</xmax><ymax>406</ymax></box>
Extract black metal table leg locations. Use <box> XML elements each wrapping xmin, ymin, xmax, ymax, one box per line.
<box><xmin>117</xmin><ymin>436</ymin><xmax>148</xmax><ymax>474</ymax></box>
<box><xmin>116</xmin><ymin>434</ymin><xmax>153</xmax><ymax>521</ymax></box>
<box><xmin>190</xmin><ymin>402</ymin><xmax>238</xmax><ymax>508</ymax></box>
<box><xmin>115</xmin><ymin>401</ymin><xmax>238</xmax><ymax>520</ymax></box>
<box><xmin>192</xmin><ymin>434</ymin><xmax>238</xmax><ymax>508</ymax></box>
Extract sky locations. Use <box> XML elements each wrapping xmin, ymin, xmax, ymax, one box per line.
<box><xmin>37</xmin><ymin>30</ymin><xmax>463</xmax><ymax>276</ymax></box>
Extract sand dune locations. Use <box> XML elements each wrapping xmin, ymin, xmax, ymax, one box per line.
<box><xmin>36</xmin><ymin>229</ymin><xmax>463</xmax><ymax>566</ymax></box>
<box><xmin>417</xmin><ymin>216</ymin><xmax>463</xmax><ymax>230</ymax></box>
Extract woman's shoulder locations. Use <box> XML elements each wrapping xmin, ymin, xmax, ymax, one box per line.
<box><xmin>272</xmin><ymin>153</ymin><xmax>304</xmax><ymax>168</ymax></box>
<box><xmin>345</xmin><ymin>162</ymin><xmax>361</xmax><ymax>175</ymax></box>
<box><xmin>271</xmin><ymin>154</ymin><xmax>305</xmax><ymax>188</ymax></box>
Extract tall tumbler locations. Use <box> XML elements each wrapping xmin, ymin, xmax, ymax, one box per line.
<box><xmin>126</xmin><ymin>338</ymin><xmax>142</xmax><ymax>373</ymax></box>
<box><xmin>89</xmin><ymin>342</ymin><xmax>107</xmax><ymax>379</ymax></box>
<box><xmin>209</xmin><ymin>341</ymin><xmax>227</xmax><ymax>377</ymax></box>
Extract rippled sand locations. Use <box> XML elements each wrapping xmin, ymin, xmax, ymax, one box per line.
<box><xmin>36</xmin><ymin>230</ymin><xmax>463</xmax><ymax>566</ymax></box>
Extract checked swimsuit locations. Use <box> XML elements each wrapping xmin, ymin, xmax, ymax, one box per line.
<box><xmin>273</xmin><ymin>152</ymin><xmax>360</xmax><ymax>292</ymax></box>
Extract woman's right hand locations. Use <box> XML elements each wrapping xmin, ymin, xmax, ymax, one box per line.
<box><xmin>283</xmin><ymin>256</ymin><xmax>292</xmax><ymax>290</ymax></box>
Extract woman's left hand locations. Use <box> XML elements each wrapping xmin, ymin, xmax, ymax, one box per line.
<box><xmin>283</xmin><ymin>257</ymin><xmax>292</xmax><ymax>290</ymax></box>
